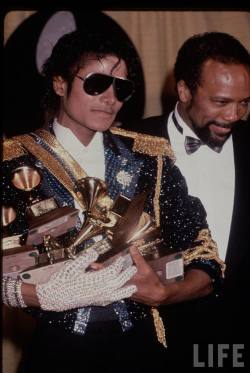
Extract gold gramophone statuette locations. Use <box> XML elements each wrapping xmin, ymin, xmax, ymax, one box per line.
<box><xmin>2</xmin><ymin>205</ymin><xmax>23</xmax><ymax>250</ymax></box>
<box><xmin>11</xmin><ymin>165</ymin><xmax>56</xmax><ymax>216</ymax></box>
<box><xmin>2</xmin><ymin>205</ymin><xmax>17</xmax><ymax>238</ymax></box>
<box><xmin>19</xmin><ymin>177</ymin><xmax>117</xmax><ymax>284</ymax></box>
<box><xmin>2</xmin><ymin>205</ymin><xmax>39</xmax><ymax>278</ymax></box>
<box><xmin>10</xmin><ymin>165</ymin><xmax>79</xmax><ymax>245</ymax></box>
<box><xmin>41</xmin><ymin>177</ymin><xmax>118</xmax><ymax>260</ymax></box>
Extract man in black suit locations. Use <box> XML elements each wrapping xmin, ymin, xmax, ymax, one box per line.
<box><xmin>124</xmin><ymin>32</ymin><xmax>250</xmax><ymax>368</ymax></box>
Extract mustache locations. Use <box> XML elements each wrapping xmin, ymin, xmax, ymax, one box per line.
<box><xmin>206</xmin><ymin>120</ymin><xmax>235</xmax><ymax>129</ymax></box>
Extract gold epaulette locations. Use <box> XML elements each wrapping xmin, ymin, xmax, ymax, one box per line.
<box><xmin>183</xmin><ymin>228</ymin><xmax>226</xmax><ymax>277</ymax></box>
<box><xmin>110</xmin><ymin>127</ymin><xmax>175</xmax><ymax>161</ymax></box>
<box><xmin>3</xmin><ymin>137</ymin><xmax>27</xmax><ymax>161</ymax></box>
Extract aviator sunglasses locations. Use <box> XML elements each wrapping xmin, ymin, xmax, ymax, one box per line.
<box><xmin>75</xmin><ymin>72</ymin><xmax>135</xmax><ymax>102</ymax></box>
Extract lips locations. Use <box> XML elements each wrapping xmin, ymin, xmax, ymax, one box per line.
<box><xmin>209</xmin><ymin>124</ymin><xmax>232</xmax><ymax>136</ymax></box>
<box><xmin>92</xmin><ymin>108</ymin><xmax>114</xmax><ymax>116</ymax></box>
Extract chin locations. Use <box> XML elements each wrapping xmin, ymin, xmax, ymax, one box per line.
<box><xmin>95</xmin><ymin>123</ymin><xmax>114</xmax><ymax>132</ymax></box>
<box><xmin>210</xmin><ymin>134</ymin><xmax>228</xmax><ymax>147</ymax></box>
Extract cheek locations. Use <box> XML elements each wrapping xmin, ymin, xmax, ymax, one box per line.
<box><xmin>115</xmin><ymin>101</ymin><xmax>123</xmax><ymax>112</ymax></box>
<box><xmin>191</xmin><ymin>101</ymin><xmax>219</xmax><ymax>122</ymax></box>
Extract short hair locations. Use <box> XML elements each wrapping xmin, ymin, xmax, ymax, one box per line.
<box><xmin>174</xmin><ymin>32</ymin><xmax>250</xmax><ymax>93</ymax></box>
<box><xmin>42</xmin><ymin>29</ymin><xmax>140</xmax><ymax>118</ymax></box>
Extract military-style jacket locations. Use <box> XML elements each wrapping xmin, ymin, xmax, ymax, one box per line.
<box><xmin>2</xmin><ymin>127</ymin><xmax>223</xmax><ymax>336</ymax></box>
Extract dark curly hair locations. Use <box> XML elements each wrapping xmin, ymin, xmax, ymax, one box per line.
<box><xmin>41</xmin><ymin>29</ymin><xmax>140</xmax><ymax>119</ymax></box>
<box><xmin>174</xmin><ymin>32</ymin><xmax>250</xmax><ymax>94</ymax></box>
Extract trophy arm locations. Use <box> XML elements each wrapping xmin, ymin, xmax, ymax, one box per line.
<box><xmin>73</xmin><ymin>220</ymin><xmax>105</xmax><ymax>246</ymax></box>
<box><xmin>126</xmin><ymin>212</ymin><xmax>155</xmax><ymax>244</ymax></box>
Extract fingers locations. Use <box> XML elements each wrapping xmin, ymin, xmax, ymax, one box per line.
<box><xmin>82</xmin><ymin>258</ymin><xmax>123</xmax><ymax>289</ymax></box>
<box><xmin>90</xmin><ymin>262</ymin><xmax>105</xmax><ymax>270</ymax></box>
<box><xmin>107</xmin><ymin>265</ymin><xmax>137</xmax><ymax>289</ymax></box>
<box><xmin>92</xmin><ymin>284</ymin><xmax>137</xmax><ymax>306</ymax></box>
<box><xmin>83</xmin><ymin>256</ymin><xmax>136</xmax><ymax>288</ymax></box>
<box><xmin>61</xmin><ymin>249</ymin><xmax>99</xmax><ymax>279</ymax></box>
<box><xmin>129</xmin><ymin>246</ymin><xmax>147</xmax><ymax>270</ymax></box>
<box><xmin>114</xmin><ymin>284</ymin><xmax>137</xmax><ymax>299</ymax></box>
<box><xmin>89</xmin><ymin>255</ymin><xmax>125</xmax><ymax>283</ymax></box>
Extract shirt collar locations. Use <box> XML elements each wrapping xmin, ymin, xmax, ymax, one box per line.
<box><xmin>174</xmin><ymin>103</ymin><xmax>223</xmax><ymax>153</ymax></box>
<box><xmin>53</xmin><ymin>118</ymin><xmax>103</xmax><ymax>158</ymax></box>
<box><xmin>174</xmin><ymin>102</ymin><xmax>200</xmax><ymax>139</ymax></box>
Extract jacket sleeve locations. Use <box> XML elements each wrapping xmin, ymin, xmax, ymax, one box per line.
<box><xmin>159</xmin><ymin>158</ymin><xmax>225</xmax><ymax>291</ymax></box>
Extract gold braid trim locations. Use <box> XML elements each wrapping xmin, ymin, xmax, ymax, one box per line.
<box><xmin>110</xmin><ymin>127</ymin><xmax>173</xmax><ymax>226</ymax></box>
<box><xmin>3</xmin><ymin>138</ymin><xmax>27</xmax><ymax>161</ymax></box>
<box><xmin>110</xmin><ymin>128</ymin><xmax>168</xmax><ymax>348</ymax></box>
<box><xmin>151</xmin><ymin>307</ymin><xmax>167</xmax><ymax>348</ymax></box>
<box><xmin>153</xmin><ymin>155</ymin><xmax>163</xmax><ymax>227</ymax></box>
<box><xmin>183</xmin><ymin>228</ymin><xmax>226</xmax><ymax>277</ymax></box>
<box><xmin>110</xmin><ymin>127</ymin><xmax>175</xmax><ymax>160</ymax></box>
<box><xmin>15</xmin><ymin>134</ymin><xmax>85</xmax><ymax>210</ymax></box>
<box><xmin>35</xmin><ymin>129</ymin><xmax>87</xmax><ymax>181</ymax></box>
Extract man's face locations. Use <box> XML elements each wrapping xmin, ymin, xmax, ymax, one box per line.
<box><xmin>178</xmin><ymin>60</ymin><xmax>250</xmax><ymax>147</ymax></box>
<box><xmin>54</xmin><ymin>55</ymin><xmax>128</xmax><ymax>145</ymax></box>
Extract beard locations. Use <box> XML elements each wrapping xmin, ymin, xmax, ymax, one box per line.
<box><xmin>189</xmin><ymin>118</ymin><xmax>234</xmax><ymax>149</ymax></box>
<box><xmin>183</xmin><ymin>99</ymin><xmax>238</xmax><ymax>149</ymax></box>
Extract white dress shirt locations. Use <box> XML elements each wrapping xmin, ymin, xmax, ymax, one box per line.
<box><xmin>167</xmin><ymin>104</ymin><xmax>235</xmax><ymax>260</ymax></box>
<box><xmin>53</xmin><ymin>119</ymin><xmax>105</xmax><ymax>179</ymax></box>
<box><xmin>53</xmin><ymin>119</ymin><xmax>105</xmax><ymax>216</ymax></box>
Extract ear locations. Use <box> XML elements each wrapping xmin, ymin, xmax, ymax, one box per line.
<box><xmin>53</xmin><ymin>76</ymin><xmax>66</xmax><ymax>96</ymax></box>
<box><xmin>177</xmin><ymin>80</ymin><xmax>192</xmax><ymax>104</ymax></box>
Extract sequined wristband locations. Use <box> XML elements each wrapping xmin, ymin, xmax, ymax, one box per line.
<box><xmin>2</xmin><ymin>277</ymin><xmax>27</xmax><ymax>308</ymax></box>
<box><xmin>15</xmin><ymin>279</ymin><xmax>27</xmax><ymax>308</ymax></box>
<box><xmin>2</xmin><ymin>277</ymin><xmax>8</xmax><ymax>305</ymax></box>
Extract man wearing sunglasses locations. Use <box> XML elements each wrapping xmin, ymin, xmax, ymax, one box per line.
<box><xmin>2</xmin><ymin>29</ymin><xmax>224</xmax><ymax>372</ymax></box>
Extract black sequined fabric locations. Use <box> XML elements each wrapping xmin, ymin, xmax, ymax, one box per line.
<box><xmin>2</xmin><ymin>129</ymin><xmax>221</xmax><ymax>334</ymax></box>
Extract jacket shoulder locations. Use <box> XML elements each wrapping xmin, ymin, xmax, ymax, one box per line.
<box><xmin>110</xmin><ymin>126</ymin><xmax>174</xmax><ymax>160</ymax></box>
<box><xmin>3</xmin><ymin>137</ymin><xmax>27</xmax><ymax>161</ymax></box>
<box><xmin>122</xmin><ymin>115</ymin><xmax>168</xmax><ymax>138</ymax></box>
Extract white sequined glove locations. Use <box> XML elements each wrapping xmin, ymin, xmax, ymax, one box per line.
<box><xmin>36</xmin><ymin>250</ymin><xmax>137</xmax><ymax>311</ymax></box>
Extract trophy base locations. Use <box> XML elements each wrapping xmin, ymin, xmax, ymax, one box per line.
<box><xmin>19</xmin><ymin>259</ymin><xmax>67</xmax><ymax>284</ymax></box>
<box><xmin>26</xmin><ymin>207</ymin><xmax>79</xmax><ymax>245</ymax></box>
<box><xmin>3</xmin><ymin>246</ymin><xmax>39</xmax><ymax>279</ymax></box>
<box><xmin>147</xmin><ymin>252</ymin><xmax>184</xmax><ymax>283</ymax></box>
<box><xmin>103</xmin><ymin>250</ymin><xmax>184</xmax><ymax>284</ymax></box>
<box><xmin>18</xmin><ymin>242</ymin><xmax>184</xmax><ymax>285</ymax></box>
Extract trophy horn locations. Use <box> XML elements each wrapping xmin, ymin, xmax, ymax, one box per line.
<box><xmin>60</xmin><ymin>177</ymin><xmax>113</xmax><ymax>258</ymax></box>
<box><xmin>11</xmin><ymin>166</ymin><xmax>42</xmax><ymax>191</ymax></box>
<box><xmin>75</xmin><ymin>177</ymin><xmax>108</xmax><ymax>214</ymax></box>
<box><xmin>2</xmin><ymin>206</ymin><xmax>16</xmax><ymax>227</ymax></box>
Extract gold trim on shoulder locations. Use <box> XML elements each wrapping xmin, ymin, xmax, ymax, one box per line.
<box><xmin>3</xmin><ymin>138</ymin><xmax>27</xmax><ymax>161</ymax></box>
<box><xmin>183</xmin><ymin>228</ymin><xmax>226</xmax><ymax>277</ymax></box>
<box><xmin>15</xmin><ymin>133</ymin><xmax>85</xmax><ymax>210</ymax></box>
<box><xmin>35</xmin><ymin>129</ymin><xmax>87</xmax><ymax>182</ymax></box>
<box><xmin>110</xmin><ymin>127</ymin><xmax>174</xmax><ymax>227</ymax></box>
<box><xmin>110</xmin><ymin>128</ymin><xmax>169</xmax><ymax>348</ymax></box>
<box><xmin>110</xmin><ymin>127</ymin><xmax>175</xmax><ymax>160</ymax></box>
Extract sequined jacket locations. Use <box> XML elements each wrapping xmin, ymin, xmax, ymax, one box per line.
<box><xmin>2</xmin><ymin>127</ymin><xmax>223</xmax><ymax>335</ymax></box>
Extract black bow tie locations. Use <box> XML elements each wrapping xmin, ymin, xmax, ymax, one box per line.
<box><xmin>172</xmin><ymin>112</ymin><xmax>222</xmax><ymax>154</ymax></box>
<box><xmin>184</xmin><ymin>136</ymin><xmax>203</xmax><ymax>154</ymax></box>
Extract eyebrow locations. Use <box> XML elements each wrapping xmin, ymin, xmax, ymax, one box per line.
<box><xmin>211</xmin><ymin>96</ymin><xmax>250</xmax><ymax>102</ymax></box>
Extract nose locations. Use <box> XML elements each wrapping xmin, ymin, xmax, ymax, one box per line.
<box><xmin>100</xmin><ymin>85</ymin><xmax>116</xmax><ymax>105</ymax></box>
<box><xmin>222</xmin><ymin>103</ymin><xmax>243</xmax><ymax>123</ymax></box>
